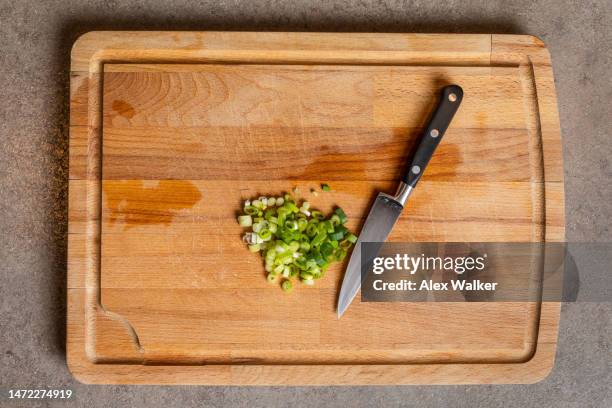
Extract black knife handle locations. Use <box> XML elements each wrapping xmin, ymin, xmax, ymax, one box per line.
<box><xmin>403</xmin><ymin>85</ymin><xmax>463</xmax><ymax>187</ymax></box>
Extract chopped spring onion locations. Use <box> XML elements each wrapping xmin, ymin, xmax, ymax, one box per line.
<box><xmin>284</xmin><ymin>201</ymin><xmax>299</xmax><ymax>213</ymax></box>
<box><xmin>285</xmin><ymin>219</ymin><xmax>298</xmax><ymax>231</ymax></box>
<box><xmin>258</xmin><ymin>229</ymin><xmax>273</xmax><ymax>241</ymax></box>
<box><xmin>329</xmin><ymin>231</ymin><xmax>344</xmax><ymax>241</ymax></box>
<box><xmin>311</xmin><ymin>231</ymin><xmax>327</xmax><ymax>247</ymax></box>
<box><xmin>238</xmin><ymin>215</ymin><xmax>253</xmax><ymax>227</ymax></box>
<box><xmin>237</xmin><ymin>194</ymin><xmax>357</xmax><ymax>292</ymax></box>
<box><xmin>321</xmin><ymin>183</ymin><xmax>331</xmax><ymax>192</ymax></box>
<box><xmin>297</xmin><ymin>218</ymin><xmax>308</xmax><ymax>231</ymax></box>
<box><xmin>300</xmin><ymin>272</ymin><xmax>314</xmax><ymax>280</ymax></box>
<box><xmin>305</xmin><ymin>222</ymin><xmax>319</xmax><ymax>237</ymax></box>
<box><xmin>243</xmin><ymin>232</ymin><xmax>262</xmax><ymax>245</ymax></box>
<box><xmin>334</xmin><ymin>207</ymin><xmax>347</xmax><ymax>224</ymax></box>
<box><xmin>281</xmin><ymin>280</ymin><xmax>293</xmax><ymax>292</ymax></box>
<box><xmin>310</xmin><ymin>210</ymin><xmax>325</xmax><ymax>220</ymax></box>
<box><xmin>339</xmin><ymin>239</ymin><xmax>352</xmax><ymax>250</ymax></box>
<box><xmin>248</xmin><ymin>244</ymin><xmax>261</xmax><ymax>252</ymax></box>
<box><xmin>288</xmin><ymin>241</ymin><xmax>300</xmax><ymax>252</ymax></box>
<box><xmin>244</xmin><ymin>205</ymin><xmax>259</xmax><ymax>215</ymax></box>
<box><xmin>299</xmin><ymin>201</ymin><xmax>311</xmax><ymax>216</ymax></box>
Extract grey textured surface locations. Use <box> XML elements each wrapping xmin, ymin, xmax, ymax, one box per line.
<box><xmin>0</xmin><ymin>0</ymin><xmax>610</xmax><ymax>407</ymax></box>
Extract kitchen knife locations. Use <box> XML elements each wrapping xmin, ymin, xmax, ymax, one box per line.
<box><xmin>337</xmin><ymin>84</ymin><xmax>464</xmax><ymax>318</ymax></box>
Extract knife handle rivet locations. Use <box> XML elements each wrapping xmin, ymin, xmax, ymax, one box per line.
<box><xmin>448</xmin><ymin>93</ymin><xmax>457</xmax><ymax>102</ymax></box>
<box><xmin>411</xmin><ymin>165</ymin><xmax>421</xmax><ymax>174</ymax></box>
<box><xmin>430</xmin><ymin>129</ymin><xmax>439</xmax><ymax>138</ymax></box>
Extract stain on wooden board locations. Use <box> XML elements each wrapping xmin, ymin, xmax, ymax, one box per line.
<box><xmin>104</xmin><ymin>180</ymin><xmax>202</xmax><ymax>229</ymax></box>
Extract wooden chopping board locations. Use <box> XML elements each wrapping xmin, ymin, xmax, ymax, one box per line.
<box><xmin>67</xmin><ymin>32</ymin><xmax>564</xmax><ymax>385</ymax></box>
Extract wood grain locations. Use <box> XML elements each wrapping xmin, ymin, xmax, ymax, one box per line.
<box><xmin>67</xmin><ymin>32</ymin><xmax>564</xmax><ymax>384</ymax></box>
<box><xmin>70</xmin><ymin>32</ymin><xmax>492</xmax><ymax>72</ymax></box>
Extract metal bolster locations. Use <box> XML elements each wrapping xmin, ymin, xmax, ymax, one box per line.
<box><xmin>393</xmin><ymin>181</ymin><xmax>413</xmax><ymax>207</ymax></box>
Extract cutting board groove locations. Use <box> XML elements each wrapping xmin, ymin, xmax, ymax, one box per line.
<box><xmin>67</xmin><ymin>32</ymin><xmax>563</xmax><ymax>384</ymax></box>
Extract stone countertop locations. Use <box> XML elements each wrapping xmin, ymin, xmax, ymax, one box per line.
<box><xmin>0</xmin><ymin>1</ymin><xmax>610</xmax><ymax>407</ymax></box>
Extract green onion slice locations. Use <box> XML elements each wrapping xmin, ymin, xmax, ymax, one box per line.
<box><xmin>238</xmin><ymin>215</ymin><xmax>252</xmax><ymax>227</ymax></box>
<box><xmin>244</xmin><ymin>205</ymin><xmax>259</xmax><ymax>215</ymax></box>
<box><xmin>281</xmin><ymin>280</ymin><xmax>293</xmax><ymax>292</ymax></box>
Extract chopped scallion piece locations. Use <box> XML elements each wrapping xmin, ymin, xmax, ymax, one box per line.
<box><xmin>306</xmin><ymin>223</ymin><xmax>319</xmax><ymax>237</ymax></box>
<box><xmin>297</xmin><ymin>218</ymin><xmax>308</xmax><ymax>231</ymax></box>
<box><xmin>340</xmin><ymin>239</ymin><xmax>352</xmax><ymax>250</ymax></box>
<box><xmin>321</xmin><ymin>183</ymin><xmax>331</xmax><ymax>192</ymax></box>
<box><xmin>300</xmin><ymin>272</ymin><xmax>314</xmax><ymax>280</ymax></box>
<box><xmin>310</xmin><ymin>210</ymin><xmax>325</xmax><ymax>220</ymax></box>
<box><xmin>324</xmin><ymin>220</ymin><xmax>334</xmax><ymax>233</ymax></box>
<box><xmin>281</xmin><ymin>280</ymin><xmax>293</xmax><ymax>292</ymax></box>
<box><xmin>244</xmin><ymin>205</ymin><xmax>259</xmax><ymax>215</ymax></box>
<box><xmin>288</xmin><ymin>241</ymin><xmax>300</xmax><ymax>252</ymax></box>
<box><xmin>283</xmin><ymin>201</ymin><xmax>299</xmax><ymax>213</ymax></box>
<box><xmin>242</xmin><ymin>233</ymin><xmax>256</xmax><ymax>244</ymax></box>
<box><xmin>311</xmin><ymin>231</ymin><xmax>327</xmax><ymax>247</ymax></box>
<box><xmin>258</xmin><ymin>229</ymin><xmax>272</xmax><ymax>241</ymax></box>
<box><xmin>238</xmin><ymin>215</ymin><xmax>253</xmax><ymax>227</ymax></box>
<box><xmin>329</xmin><ymin>231</ymin><xmax>344</xmax><ymax>241</ymax></box>
<box><xmin>334</xmin><ymin>207</ymin><xmax>348</xmax><ymax>224</ymax></box>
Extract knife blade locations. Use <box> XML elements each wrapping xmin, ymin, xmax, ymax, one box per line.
<box><xmin>337</xmin><ymin>84</ymin><xmax>464</xmax><ymax>318</ymax></box>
